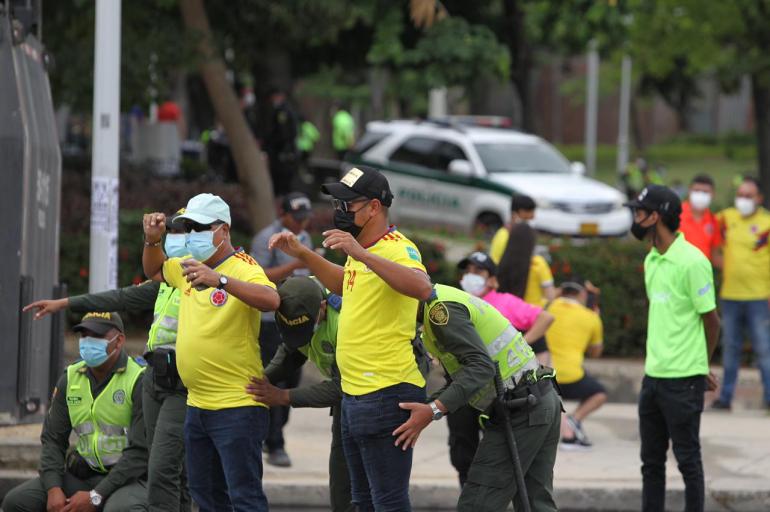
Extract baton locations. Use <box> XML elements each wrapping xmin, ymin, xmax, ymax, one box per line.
<box><xmin>494</xmin><ymin>366</ymin><xmax>534</xmax><ymax>512</ymax></box>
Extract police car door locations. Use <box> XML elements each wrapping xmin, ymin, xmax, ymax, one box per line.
<box><xmin>386</xmin><ymin>136</ymin><xmax>475</xmax><ymax>228</ymax></box>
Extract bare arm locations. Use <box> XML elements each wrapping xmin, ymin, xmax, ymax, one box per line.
<box><xmin>587</xmin><ymin>344</ymin><xmax>604</xmax><ymax>358</ymax></box>
<box><xmin>542</xmin><ymin>284</ymin><xmax>556</xmax><ymax>301</ymax></box>
<box><xmin>269</xmin><ymin>232</ymin><xmax>345</xmax><ymax>294</ymax></box>
<box><xmin>523</xmin><ymin>310</ymin><xmax>554</xmax><ymax>345</ymax></box>
<box><xmin>264</xmin><ymin>260</ymin><xmax>304</xmax><ymax>283</ymax></box>
<box><xmin>142</xmin><ymin>213</ymin><xmax>167</xmax><ymax>280</ymax></box>
<box><xmin>702</xmin><ymin>309</ymin><xmax>720</xmax><ymax>361</ymax></box>
<box><xmin>182</xmin><ymin>260</ymin><xmax>280</xmax><ymax>312</ymax></box>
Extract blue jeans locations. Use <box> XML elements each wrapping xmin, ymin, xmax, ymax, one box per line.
<box><xmin>185</xmin><ymin>405</ymin><xmax>269</xmax><ymax>512</ymax></box>
<box><xmin>719</xmin><ymin>299</ymin><xmax>770</xmax><ymax>405</ymax></box>
<box><xmin>341</xmin><ymin>383</ymin><xmax>426</xmax><ymax>512</ymax></box>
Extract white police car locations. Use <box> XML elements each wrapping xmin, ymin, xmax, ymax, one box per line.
<box><xmin>345</xmin><ymin>120</ymin><xmax>632</xmax><ymax>236</ymax></box>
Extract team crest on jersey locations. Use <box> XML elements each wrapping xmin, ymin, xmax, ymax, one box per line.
<box><xmin>210</xmin><ymin>289</ymin><xmax>228</xmax><ymax>307</ymax></box>
<box><xmin>112</xmin><ymin>389</ymin><xmax>126</xmax><ymax>405</ymax></box>
<box><xmin>429</xmin><ymin>303</ymin><xmax>449</xmax><ymax>326</ymax></box>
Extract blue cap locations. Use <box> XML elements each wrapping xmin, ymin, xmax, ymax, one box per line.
<box><xmin>174</xmin><ymin>193</ymin><xmax>231</xmax><ymax>226</ymax></box>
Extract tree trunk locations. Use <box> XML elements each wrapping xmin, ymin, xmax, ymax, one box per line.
<box><xmin>504</xmin><ymin>0</ymin><xmax>535</xmax><ymax>133</ymax></box>
<box><xmin>180</xmin><ymin>0</ymin><xmax>275</xmax><ymax>232</ymax></box>
<box><xmin>752</xmin><ymin>73</ymin><xmax>770</xmax><ymax>208</ymax></box>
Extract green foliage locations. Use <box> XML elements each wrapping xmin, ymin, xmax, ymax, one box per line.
<box><xmin>548</xmin><ymin>238</ymin><xmax>650</xmax><ymax>357</ymax></box>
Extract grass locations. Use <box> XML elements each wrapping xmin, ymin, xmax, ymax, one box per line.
<box><xmin>557</xmin><ymin>143</ymin><xmax>757</xmax><ymax>211</ymax></box>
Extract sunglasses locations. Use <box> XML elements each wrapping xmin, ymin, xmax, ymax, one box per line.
<box><xmin>182</xmin><ymin>221</ymin><xmax>224</xmax><ymax>233</ymax></box>
<box><xmin>332</xmin><ymin>198</ymin><xmax>370</xmax><ymax>213</ymax></box>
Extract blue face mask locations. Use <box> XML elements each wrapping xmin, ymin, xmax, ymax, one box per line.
<box><xmin>186</xmin><ymin>224</ymin><xmax>224</xmax><ymax>262</ymax></box>
<box><xmin>164</xmin><ymin>233</ymin><xmax>188</xmax><ymax>258</ymax></box>
<box><xmin>79</xmin><ymin>335</ymin><xmax>116</xmax><ymax>368</ymax></box>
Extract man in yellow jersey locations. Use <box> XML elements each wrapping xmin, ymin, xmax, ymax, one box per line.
<box><xmin>712</xmin><ymin>176</ymin><xmax>770</xmax><ymax>410</ymax></box>
<box><xmin>269</xmin><ymin>166</ymin><xmax>433</xmax><ymax>512</ymax></box>
<box><xmin>490</xmin><ymin>193</ymin><xmax>537</xmax><ymax>263</ymax></box>
<box><xmin>142</xmin><ymin>193</ymin><xmax>280</xmax><ymax>512</ymax></box>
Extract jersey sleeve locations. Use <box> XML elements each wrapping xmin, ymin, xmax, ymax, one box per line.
<box><xmin>686</xmin><ymin>258</ymin><xmax>717</xmax><ymax>314</ymax></box>
<box><xmin>505</xmin><ymin>294</ymin><xmax>541</xmax><ymax>332</ymax></box>
<box><xmin>161</xmin><ymin>257</ymin><xmax>185</xmax><ymax>289</ymax></box>
<box><xmin>534</xmin><ymin>256</ymin><xmax>554</xmax><ymax>287</ymax></box>
<box><xmin>589</xmin><ymin>312</ymin><xmax>604</xmax><ymax>346</ymax></box>
<box><xmin>489</xmin><ymin>227</ymin><xmax>508</xmax><ymax>264</ymax></box>
<box><xmin>388</xmin><ymin>239</ymin><xmax>427</xmax><ymax>273</ymax></box>
<box><xmin>232</xmin><ymin>253</ymin><xmax>277</xmax><ymax>289</ymax></box>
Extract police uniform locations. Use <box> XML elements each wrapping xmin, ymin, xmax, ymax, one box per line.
<box><xmin>263</xmin><ymin>277</ymin><xmax>353</xmax><ymax>512</ymax></box>
<box><xmin>61</xmin><ymin>280</ymin><xmax>190</xmax><ymax>512</ymax></box>
<box><xmin>421</xmin><ymin>285</ymin><xmax>561</xmax><ymax>512</ymax></box>
<box><xmin>2</xmin><ymin>314</ymin><xmax>148</xmax><ymax>512</ymax></box>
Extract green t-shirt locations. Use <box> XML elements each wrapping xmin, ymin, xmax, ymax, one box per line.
<box><xmin>644</xmin><ymin>233</ymin><xmax>716</xmax><ymax>378</ymax></box>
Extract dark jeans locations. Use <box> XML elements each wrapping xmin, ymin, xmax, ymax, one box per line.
<box><xmin>639</xmin><ymin>375</ymin><xmax>705</xmax><ymax>512</ymax></box>
<box><xmin>719</xmin><ymin>299</ymin><xmax>770</xmax><ymax>405</ymax></box>
<box><xmin>341</xmin><ymin>383</ymin><xmax>425</xmax><ymax>512</ymax></box>
<box><xmin>185</xmin><ymin>406</ymin><xmax>269</xmax><ymax>512</ymax></box>
<box><xmin>446</xmin><ymin>405</ymin><xmax>482</xmax><ymax>487</ymax></box>
<box><xmin>260</xmin><ymin>321</ymin><xmax>302</xmax><ymax>452</ymax></box>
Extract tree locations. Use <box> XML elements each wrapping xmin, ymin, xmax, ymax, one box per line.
<box><xmin>179</xmin><ymin>0</ymin><xmax>275</xmax><ymax>230</ymax></box>
<box><xmin>628</xmin><ymin>0</ymin><xmax>770</xmax><ymax>204</ymax></box>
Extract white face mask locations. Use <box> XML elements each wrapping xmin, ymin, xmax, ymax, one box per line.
<box><xmin>460</xmin><ymin>273</ymin><xmax>487</xmax><ymax>297</ymax></box>
<box><xmin>689</xmin><ymin>191</ymin><xmax>712</xmax><ymax>211</ymax></box>
<box><xmin>735</xmin><ymin>197</ymin><xmax>757</xmax><ymax>217</ymax></box>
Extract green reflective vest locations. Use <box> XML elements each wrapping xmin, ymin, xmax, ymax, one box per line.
<box><xmin>332</xmin><ymin>110</ymin><xmax>354</xmax><ymax>151</ymax></box>
<box><xmin>296</xmin><ymin>120</ymin><xmax>320</xmax><ymax>153</ymax></box>
<box><xmin>299</xmin><ymin>305</ymin><xmax>339</xmax><ymax>379</ymax></box>
<box><xmin>66</xmin><ymin>358</ymin><xmax>145</xmax><ymax>473</ymax></box>
<box><xmin>146</xmin><ymin>283</ymin><xmax>180</xmax><ymax>351</ymax></box>
<box><xmin>421</xmin><ymin>284</ymin><xmax>537</xmax><ymax>411</ymax></box>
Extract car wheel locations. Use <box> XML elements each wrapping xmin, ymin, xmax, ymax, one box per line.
<box><xmin>474</xmin><ymin>212</ymin><xmax>503</xmax><ymax>238</ymax></box>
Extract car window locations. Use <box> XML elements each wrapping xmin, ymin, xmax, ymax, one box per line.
<box><xmin>474</xmin><ymin>142</ymin><xmax>570</xmax><ymax>174</ymax></box>
<box><xmin>350</xmin><ymin>131</ymin><xmax>388</xmax><ymax>156</ymax></box>
<box><xmin>390</xmin><ymin>137</ymin><xmax>467</xmax><ymax>172</ymax></box>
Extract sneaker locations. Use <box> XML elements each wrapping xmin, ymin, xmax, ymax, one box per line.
<box><xmin>711</xmin><ymin>399</ymin><xmax>731</xmax><ymax>411</ymax></box>
<box><xmin>566</xmin><ymin>415</ymin><xmax>592</xmax><ymax>446</ymax></box>
<box><xmin>266</xmin><ymin>448</ymin><xmax>292</xmax><ymax>467</ymax></box>
<box><xmin>559</xmin><ymin>437</ymin><xmax>592</xmax><ymax>452</ymax></box>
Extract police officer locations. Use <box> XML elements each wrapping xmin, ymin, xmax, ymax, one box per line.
<box><xmin>2</xmin><ymin>313</ymin><xmax>147</xmax><ymax>512</ymax></box>
<box><xmin>394</xmin><ymin>284</ymin><xmax>561</xmax><ymax>512</ymax></box>
<box><xmin>23</xmin><ymin>211</ymin><xmax>191</xmax><ymax>512</ymax></box>
<box><xmin>246</xmin><ymin>276</ymin><xmax>353</xmax><ymax>512</ymax></box>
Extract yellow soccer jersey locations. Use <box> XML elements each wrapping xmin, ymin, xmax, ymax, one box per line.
<box><xmin>546</xmin><ymin>297</ymin><xmax>603</xmax><ymax>384</ymax></box>
<box><xmin>719</xmin><ymin>207</ymin><xmax>770</xmax><ymax>300</ymax></box>
<box><xmin>162</xmin><ymin>251</ymin><xmax>276</xmax><ymax>410</ymax></box>
<box><xmin>336</xmin><ymin>228</ymin><xmax>427</xmax><ymax>395</ymax></box>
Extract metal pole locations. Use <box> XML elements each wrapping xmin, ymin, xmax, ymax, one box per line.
<box><xmin>89</xmin><ymin>0</ymin><xmax>122</xmax><ymax>293</ymax></box>
<box><xmin>616</xmin><ymin>55</ymin><xmax>632</xmax><ymax>186</ymax></box>
<box><xmin>585</xmin><ymin>40</ymin><xmax>599</xmax><ymax>176</ymax></box>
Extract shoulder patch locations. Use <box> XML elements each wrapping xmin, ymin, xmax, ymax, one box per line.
<box><xmin>429</xmin><ymin>302</ymin><xmax>449</xmax><ymax>326</ymax></box>
<box><xmin>326</xmin><ymin>293</ymin><xmax>342</xmax><ymax>311</ymax></box>
<box><xmin>406</xmin><ymin>246</ymin><xmax>421</xmax><ymax>262</ymax></box>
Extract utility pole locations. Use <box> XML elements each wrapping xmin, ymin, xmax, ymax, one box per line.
<box><xmin>616</xmin><ymin>55</ymin><xmax>633</xmax><ymax>186</ymax></box>
<box><xmin>88</xmin><ymin>0</ymin><xmax>122</xmax><ymax>292</ymax></box>
<box><xmin>585</xmin><ymin>39</ymin><xmax>599</xmax><ymax>176</ymax></box>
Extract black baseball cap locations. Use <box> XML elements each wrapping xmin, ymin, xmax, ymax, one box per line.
<box><xmin>321</xmin><ymin>166</ymin><xmax>394</xmax><ymax>207</ymax></box>
<box><xmin>275</xmin><ymin>277</ymin><xmax>324</xmax><ymax>349</ymax></box>
<box><xmin>624</xmin><ymin>184</ymin><xmax>682</xmax><ymax>216</ymax></box>
<box><xmin>457</xmin><ymin>251</ymin><xmax>498</xmax><ymax>276</ymax></box>
<box><xmin>281</xmin><ymin>192</ymin><xmax>312</xmax><ymax>220</ymax></box>
<box><xmin>73</xmin><ymin>312</ymin><xmax>125</xmax><ymax>336</ymax></box>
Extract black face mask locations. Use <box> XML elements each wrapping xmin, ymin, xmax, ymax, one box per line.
<box><xmin>333</xmin><ymin>209</ymin><xmax>363</xmax><ymax>237</ymax></box>
<box><xmin>630</xmin><ymin>212</ymin><xmax>654</xmax><ymax>241</ymax></box>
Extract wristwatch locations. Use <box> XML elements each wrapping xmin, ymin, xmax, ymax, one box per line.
<box><xmin>217</xmin><ymin>275</ymin><xmax>229</xmax><ymax>290</ymax></box>
<box><xmin>429</xmin><ymin>401</ymin><xmax>444</xmax><ymax>421</ymax></box>
<box><xmin>89</xmin><ymin>489</ymin><xmax>103</xmax><ymax>507</ymax></box>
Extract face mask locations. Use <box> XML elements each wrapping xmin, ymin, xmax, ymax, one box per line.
<box><xmin>460</xmin><ymin>273</ymin><xmax>487</xmax><ymax>297</ymax></box>
<box><xmin>333</xmin><ymin>207</ymin><xmax>372</xmax><ymax>238</ymax></box>
<box><xmin>164</xmin><ymin>233</ymin><xmax>188</xmax><ymax>258</ymax></box>
<box><xmin>186</xmin><ymin>224</ymin><xmax>224</xmax><ymax>262</ymax></box>
<box><xmin>689</xmin><ymin>191</ymin><xmax>712</xmax><ymax>211</ymax></box>
<box><xmin>79</xmin><ymin>335</ymin><xmax>116</xmax><ymax>367</ymax></box>
<box><xmin>630</xmin><ymin>212</ymin><xmax>654</xmax><ymax>241</ymax></box>
<box><xmin>735</xmin><ymin>197</ymin><xmax>757</xmax><ymax>217</ymax></box>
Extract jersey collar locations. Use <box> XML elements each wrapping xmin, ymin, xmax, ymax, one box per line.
<box><xmin>363</xmin><ymin>225</ymin><xmax>397</xmax><ymax>249</ymax></box>
<box><xmin>209</xmin><ymin>247</ymin><xmax>243</xmax><ymax>269</ymax></box>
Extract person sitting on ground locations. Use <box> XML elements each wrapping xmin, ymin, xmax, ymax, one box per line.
<box><xmin>547</xmin><ymin>280</ymin><xmax>607</xmax><ymax>450</ymax></box>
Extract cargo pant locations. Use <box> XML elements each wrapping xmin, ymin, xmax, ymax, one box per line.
<box><xmin>457</xmin><ymin>386</ymin><xmax>561</xmax><ymax>512</ymax></box>
<box><xmin>142</xmin><ymin>366</ymin><xmax>191</xmax><ymax>512</ymax></box>
<box><xmin>1</xmin><ymin>473</ymin><xmax>146</xmax><ymax>511</ymax></box>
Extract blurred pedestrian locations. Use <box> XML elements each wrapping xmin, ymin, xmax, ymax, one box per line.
<box><xmin>297</xmin><ymin>115</ymin><xmax>320</xmax><ymax>162</ymax></box>
<box><xmin>626</xmin><ymin>184</ymin><xmax>720</xmax><ymax>512</ymax></box>
<box><xmin>680</xmin><ymin>174</ymin><xmax>722</xmax><ymax>266</ymax></box>
<box><xmin>142</xmin><ymin>193</ymin><xmax>280</xmax><ymax>512</ymax></box>
<box><xmin>547</xmin><ymin>280</ymin><xmax>607</xmax><ymax>450</ymax></box>
<box><xmin>250</xmin><ymin>192</ymin><xmax>315</xmax><ymax>467</ymax></box>
<box><xmin>332</xmin><ymin>101</ymin><xmax>355</xmax><ymax>161</ymax></box>
<box><xmin>712</xmin><ymin>176</ymin><xmax>770</xmax><ymax>411</ymax></box>
<box><xmin>489</xmin><ymin>193</ymin><xmax>536</xmax><ymax>264</ymax></box>
<box><xmin>265</xmin><ymin>88</ymin><xmax>299</xmax><ymax>195</ymax></box>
